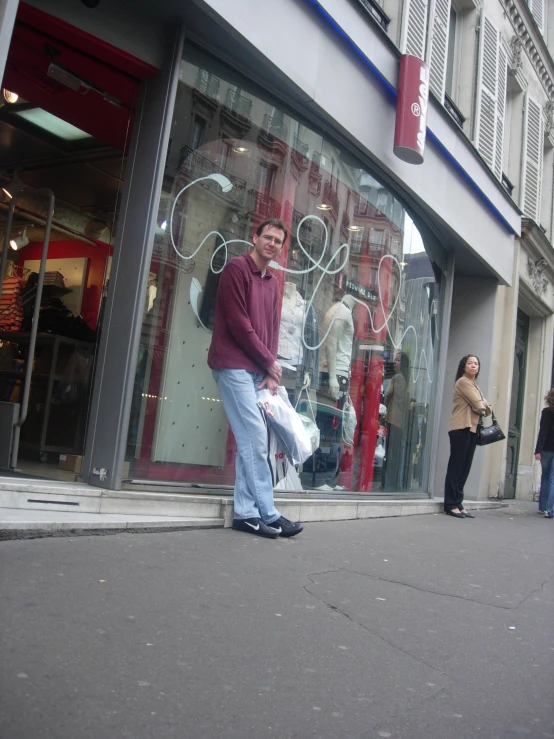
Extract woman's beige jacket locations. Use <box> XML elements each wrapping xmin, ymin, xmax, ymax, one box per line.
<box><xmin>448</xmin><ymin>377</ymin><xmax>492</xmax><ymax>433</ymax></box>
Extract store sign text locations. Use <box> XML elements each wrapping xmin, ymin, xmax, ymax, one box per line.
<box><xmin>345</xmin><ymin>279</ymin><xmax>378</xmax><ymax>304</ymax></box>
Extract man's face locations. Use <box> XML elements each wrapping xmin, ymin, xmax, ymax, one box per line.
<box><xmin>252</xmin><ymin>225</ymin><xmax>285</xmax><ymax>263</ymax></box>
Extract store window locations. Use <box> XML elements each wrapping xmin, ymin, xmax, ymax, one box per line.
<box><xmin>125</xmin><ymin>45</ymin><xmax>441</xmax><ymax>494</ymax></box>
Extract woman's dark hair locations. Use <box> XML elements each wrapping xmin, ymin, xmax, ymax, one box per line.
<box><xmin>545</xmin><ymin>389</ymin><xmax>554</xmax><ymax>410</ymax></box>
<box><xmin>455</xmin><ymin>354</ymin><xmax>480</xmax><ymax>381</ymax></box>
<box><xmin>397</xmin><ymin>351</ymin><xmax>410</xmax><ymax>379</ymax></box>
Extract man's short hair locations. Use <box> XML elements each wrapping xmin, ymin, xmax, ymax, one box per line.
<box><xmin>256</xmin><ymin>218</ymin><xmax>288</xmax><ymax>245</ymax></box>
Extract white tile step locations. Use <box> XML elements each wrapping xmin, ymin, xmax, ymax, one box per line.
<box><xmin>0</xmin><ymin>508</ymin><xmax>223</xmax><ymax>531</ymax></box>
<box><xmin>0</xmin><ymin>486</ymin><xmax>227</xmax><ymax>518</ymax></box>
<box><xmin>0</xmin><ymin>477</ymin><xmax>508</xmax><ymax>528</ymax></box>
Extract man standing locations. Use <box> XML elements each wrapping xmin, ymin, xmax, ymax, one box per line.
<box><xmin>208</xmin><ymin>218</ymin><xmax>304</xmax><ymax>539</ymax></box>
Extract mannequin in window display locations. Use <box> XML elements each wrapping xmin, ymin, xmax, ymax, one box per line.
<box><xmin>319</xmin><ymin>294</ymin><xmax>355</xmax><ymax>399</ymax></box>
<box><xmin>383</xmin><ymin>351</ymin><xmax>410</xmax><ymax>491</ymax></box>
<box><xmin>308</xmin><ymin>294</ymin><xmax>355</xmax><ymax>490</ymax></box>
<box><xmin>278</xmin><ymin>281</ymin><xmax>307</xmax><ymax>376</ymax></box>
<box><xmin>277</xmin><ymin>281</ymin><xmax>319</xmax><ymax>392</ymax></box>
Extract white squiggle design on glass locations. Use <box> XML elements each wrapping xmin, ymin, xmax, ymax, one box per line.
<box><xmin>294</xmin><ymin>231</ymin><xmax>433</xmax><ymax>385</ymax></box>
<box><xmin>268</xmin><ymin>214</ymin><xmax>433</xmax><ymax>386</ymax></box>
<box><xmin>168</xmin><ymin>175</ymin><xmax>432</xmax><ymax>384</ymax></box>
<box><xmin>169</xmin><ymin>175</ymin><xmax>252</xmax><ymax>276</ymax></box>
<box><xmin>189</xmin><ymin>277</ymin><xmax>210</xmax><ymax>331</ymax></box>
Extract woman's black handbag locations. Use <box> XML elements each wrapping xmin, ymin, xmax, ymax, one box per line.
<box><xmin>476</xmin><ymin>412</ymin><xmax>505</xmax><ymax>446</ymax></box>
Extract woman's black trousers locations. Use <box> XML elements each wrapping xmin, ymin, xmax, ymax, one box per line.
<box><xmin>444</xmin><ymin>428</ymin><xmax>477</xmax><ymax>512</ymax></box>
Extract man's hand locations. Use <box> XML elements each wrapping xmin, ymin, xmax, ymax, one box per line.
<box><xmin>267</xmin><ymin>361</ymin><xmax>282</xmax><ymax>382</ymax></box>
<box><xmin>535</xmin><ymin>453</ymin><xmax>541</xmax><ymax>461</ymax></box>
<box><xmin>258</xmin><ymin>375</ymin><xmax>279</xmax><ymax>395</ymax></box>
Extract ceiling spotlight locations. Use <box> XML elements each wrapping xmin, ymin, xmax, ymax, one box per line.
<box><xmin>347</xmin><ymin>225</ymin><xmax>362</xmax><ymax>232</ymax></box>
<box><xmin>10</xmin><ymin>229</ymin><xmax>29</xmax><ymax>251</ymax></box>
<box><xmin>3</xmin><ymin>89</ymin><xmax>19</xmax><ymax>104</ymax></box>
<box><xmin>233</xmin><ymin>146</ymin><xmax>248</xmax><ymax>153</ymax></box>
<box><xmin>317</xmin><ymin>203</ymin><xmax>332</xmax><ymax>211</ymax></box>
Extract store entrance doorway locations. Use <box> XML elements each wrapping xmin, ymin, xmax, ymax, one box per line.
<box><xmin>0</xmin><ymin>4</ymin><xmax>151</xmax><ymax>481</ymax></box>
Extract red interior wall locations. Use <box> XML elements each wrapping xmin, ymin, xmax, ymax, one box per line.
<box><xmin>4</xmin><ymin>3</ymin><xmax>158</xmax><ymax>151</ymax></box>
<box><xmin>15</xmin><ymin>240</ymin><xmax>110</xmax><ymax>330</ymax></box>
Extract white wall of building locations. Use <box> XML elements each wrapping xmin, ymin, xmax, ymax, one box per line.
<box><xmin>186</xmin><ymin>0</ymin><xmax>519</xmax><ymax>284</ymax></box>
<box><xmin>434</xmin><ymin>276</ymin><xmax>499</xmax><ymax>498</ymax></box>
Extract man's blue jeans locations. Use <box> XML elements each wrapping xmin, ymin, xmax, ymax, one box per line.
<box><xmin>212</xmin><ymin>369</ymin><xmax>280</xmax><ymax>524</ymax></box>
<box><xmin>539</xmin><ymin>451</ymin><xmax>554</xmax><ymax>514</ymax></box>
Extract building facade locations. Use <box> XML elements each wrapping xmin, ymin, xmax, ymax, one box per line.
<box><xmin>0</xmin><ymin>0</ymin><xmax>549</xmax><ymax>504</ymax></box>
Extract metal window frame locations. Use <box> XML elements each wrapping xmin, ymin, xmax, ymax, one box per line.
<box><xmin>427</xmin><ymin>251</ymin><xmax>455</xmax><ymax>495</ymax></box>
<box><xmin>82</xmin><ymin>24</ymin><xmax>185</xmax><ymax>489</ymax></box>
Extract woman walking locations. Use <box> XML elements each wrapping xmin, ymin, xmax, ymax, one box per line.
<box><xmin>534</xmin><ymin>389</ymin><xmax>554</xmax><ymax>518</ymax></box>
<box><xmin>444</xmin><ymin>355</ymin><xmax>491</xmax><ymax>518</ymax></box>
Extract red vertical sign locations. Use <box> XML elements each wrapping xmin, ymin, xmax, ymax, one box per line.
<box><xmin>393</xmin><ymin>55</ymin><xmax>430</xmax><ymax>165</ymax></box>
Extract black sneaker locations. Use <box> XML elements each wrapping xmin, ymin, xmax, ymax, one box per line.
<box><xmin>266</xmin><ymin>516</ymin><xmax>303</xmax><ymax>537</ymax></box>
<box><xmin>232</xmin><ymin>517</ymin><xmax>279</xmax><ymax>538</ymax></box>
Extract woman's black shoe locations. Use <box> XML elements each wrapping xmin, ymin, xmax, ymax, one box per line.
<box><xmin>461</xmin><ymin>511</ymin><xmax>475</xmax><ymax>518</ymax></box>
<box><xmin>445</xmin><ymin>510</ymin><xmax>465</xmax><ymax>518</ymax></box>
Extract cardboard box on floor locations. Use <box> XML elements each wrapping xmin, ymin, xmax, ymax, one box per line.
<box><xmin>58</xmin><ymin>454</ymin><xmax>83</xmax><ymax>474</ymax></box>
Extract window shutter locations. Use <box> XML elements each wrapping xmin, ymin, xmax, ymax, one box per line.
<box><xmin>528</xmin><ymin>0</ymin><xmax>545</xmax><ymax>34</ymax></box>
<box><xmin>474</xmin><ymin>16</ymin><xmax>505</xmax><ymax>178</ymax></box>
<box><xmin>520</xmin><ymin>96</ymin><xmax>544</xmax><ymax>222</ymax></box>
<box><xmin>426</xmin><ymin>0</ymin><xmax>451</xmax><ymax>102</ymax></box>
<box><xmin>494</xmin><ymin>46</ymin><xmax>507</xmax><ymax>179</ymax></box>
<box><xmin>400</xmin><ymin>0</ymin><xmax>429</xmax><ymax>60</ymax></box>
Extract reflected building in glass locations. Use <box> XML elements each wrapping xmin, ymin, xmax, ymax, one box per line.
<box><xmin>125</xmin><ymin>47</ymin><xmax>441</xmax><ymax>495</ymax></box>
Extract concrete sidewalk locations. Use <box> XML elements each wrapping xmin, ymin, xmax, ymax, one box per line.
<box><xmin>1</xmin><ymin>503</ymin><xmax>552</xmax><ymax>739</ymax></box>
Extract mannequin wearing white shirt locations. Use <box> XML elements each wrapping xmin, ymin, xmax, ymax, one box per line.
<box><xmin>278</xmin><ymin>281</ymin><xmax>310</xmax><ymax>388</ymax></box>
<box><xmin>320</xmin><ymin>295</ymin><xmax>355</xmax><ymax>399</ymax></box>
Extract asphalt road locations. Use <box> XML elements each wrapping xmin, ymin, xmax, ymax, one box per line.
<box><xmin>1</xmin><ymin>505</ymin><xmax>553</xmax><ymax>739</ymax></box>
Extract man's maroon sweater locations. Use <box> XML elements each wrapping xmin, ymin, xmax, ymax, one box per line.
<box><xmin>207</xmin><ymin>253</ymin><xmax>280</xmax><ymax>375</ymax></box>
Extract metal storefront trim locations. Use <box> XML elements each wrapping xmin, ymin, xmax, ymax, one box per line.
<box><xmin>0</xmin><ymin>0</ymin><xmax>19</xmax><ymax>84</ymax></box>
<box><xmin>83</xmin><ymin>24</ymin><xmax>185</xmax><ymax>490</ymax></box>
<box><xmin>121</xmin><ymin>479</ymin><xmax>429</xmax><ymax>500</ymax></box>
<box><xmin>427</xmin><ymin>251</ymin><xmax>455</xmax><ymax>495</ymax></box>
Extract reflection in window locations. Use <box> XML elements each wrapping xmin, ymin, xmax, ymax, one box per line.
<box><xmin>190</xmin><ymin>117</ymin><xmax>206</xmax><ymax>150</ymax></box>
<box><xmin>351</xmin><ymin>229</ymin><xmax>364</xmax><ymax>254</ymax></box>
<box><xmin>125</xmin><ymin>45</ymin><xmax>441</xmax><ymax>494</ymax></box>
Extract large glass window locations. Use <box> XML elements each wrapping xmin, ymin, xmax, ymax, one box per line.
<box><xmin>124</xmin><ymin>45</ymin><xmax>441</xmax><ymax>494</ymax></box>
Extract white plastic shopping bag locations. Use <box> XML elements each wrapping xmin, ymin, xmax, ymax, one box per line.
<box><xmin>295</xmin><ymin>387</ymin><xmax>320</xmax><ymax>454</ymax></box>
<box><xmin>257</xmin><ymin>386</ymin><xmax>312</xmax><ymax>465</ymax></box>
